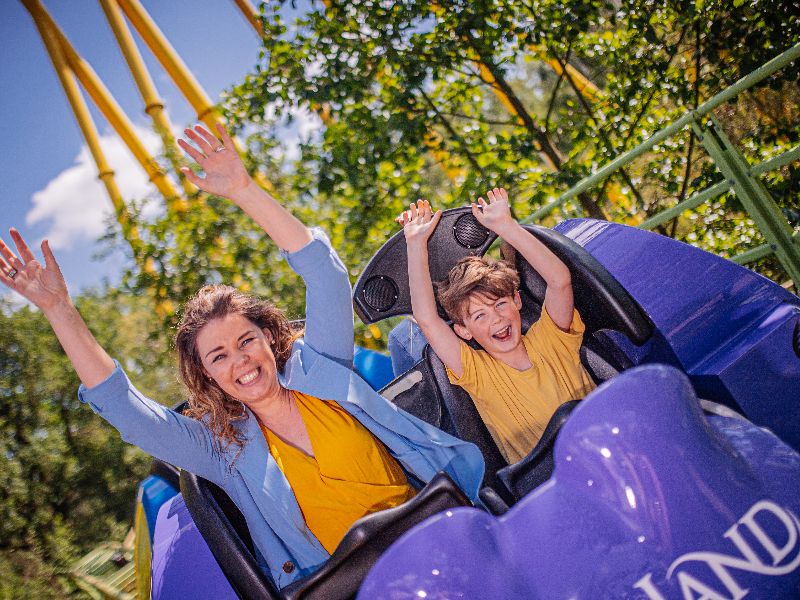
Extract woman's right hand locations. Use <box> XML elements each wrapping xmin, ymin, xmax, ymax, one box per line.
<box><xmin>0</xmin><ymin>229</ymin><xmax>70</xmax><ymax>313</ymax></box>
<box><xmin>396</xmin><ymin>199</ymin><xmax>442</xmax><ymax>247</ymax></box>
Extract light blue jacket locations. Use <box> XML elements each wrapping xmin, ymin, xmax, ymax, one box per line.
<box><xmin>78</xmin><ymin>228</ymin><xmax>485</xmax><ymax>588</ymax></box>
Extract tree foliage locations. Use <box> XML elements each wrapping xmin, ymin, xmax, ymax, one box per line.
<box><xmin>0</xmin><ymin>293</ymin><xmax>183</xmax><ymax>597</ymax></box>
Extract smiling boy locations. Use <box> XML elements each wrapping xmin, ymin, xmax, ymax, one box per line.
<box><xmin>397</xmin><ymin>188</ymin><xmax>596</xmax><ymax>463</ymax></box>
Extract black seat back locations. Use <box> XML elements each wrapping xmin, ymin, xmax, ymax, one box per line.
<box><xmin>496</xmin><ymin>400</ymin><xmax>581</xmax><ymax>500</ymax></box>
<box><xmin>180</xmin><ymin>470</ymin><xmax>280</xmax><ymax>600</ymax></box>
<box><xmin>282</xmin><ymin>472</ymin><xmax>470</xmax><ymax>600</ymax></box>
<box><xmin>180</xmin><ymin>469</ymin><xmax>470</xmax><ymax>600</ymax></box>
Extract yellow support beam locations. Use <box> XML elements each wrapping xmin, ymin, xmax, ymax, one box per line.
<box><xmin>25</xmin><ymin>0</ymin><xmax>182</xmax><ymax>207</ymax></box>
<box><xmin>231</xmin><ymin>0</ymin><xmax>262</xmax><ymax>36</ymax></box>
<box><xmin>98</xmin><ymin>0</ymin><xmax>194</xmax><ymax>202</ymax></box>
<box><xmin>116</xmin><ymin>0</ymin><xmax>222</xmax><ymax>132</ymax></box>
<box><xmin>21</xmin><ymin>0</ymin><xmax>142</xmax><ymax>252</ymax></box>
<box><xmin>115</xmin><ymin>0</ymin><xmax>269</xmax><ymax>192</ymax></box>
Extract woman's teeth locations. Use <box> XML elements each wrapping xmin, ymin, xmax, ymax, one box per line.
<box><xmin>238</xmin><ymin>368</ymin><xmax>259</xmax><ymax>385</ymax></box>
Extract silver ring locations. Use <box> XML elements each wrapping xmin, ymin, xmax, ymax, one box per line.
<box><xmin>7</xmin><ymin>268</ymin><xmax>18</xmax><ymax>280</ymax></box>
<box><xmin>213</xmin><ymin>146</ymin><xmax>226</xmax><ymax>153</ymax></box>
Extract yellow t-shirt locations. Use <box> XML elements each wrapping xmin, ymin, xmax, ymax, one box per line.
<box><xmin>447</xmin><ymin>308</ymin><xmax>596</xmax><ymax>463</ymax></box>
<box><xmin>261</xmin><ymin>392</ymin><xmax>416</xmax><ymax>554</ymax></box>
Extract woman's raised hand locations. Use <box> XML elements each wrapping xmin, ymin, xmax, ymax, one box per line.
<box><xmin>178</xmin><ymin>123</ymin><xmax>251</xmax><ymax>199</ymax></box>
<box><xmin>396</xmin><ymin>199</ymin><xmax>442</xmax><ymax>247</ymax></box>
<box><xmin>0</xmin><ymin>229</ymin><xmax>69</xmax><ymax>313</ymax></box>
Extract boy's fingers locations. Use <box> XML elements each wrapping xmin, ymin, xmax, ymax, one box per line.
<box><xmin>487</xmin><ymin>190</ymin><xmax>496</xmax><ymax>203</ymax></box>
<box><xmin>471</xmin><ymin>203</ymin><xmax>481</xmax><ymax>219</ymax></box>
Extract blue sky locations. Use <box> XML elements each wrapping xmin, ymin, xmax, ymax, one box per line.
<box><xmin>1</xmin><ymin>1</ymin><xmax>270</xmax><ymax>300</ymax></box>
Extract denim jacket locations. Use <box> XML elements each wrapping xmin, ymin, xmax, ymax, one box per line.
<box><xmin>78</xmin><ymin>228</ymin><xmax>485</xmax><ymax>588</ymax></box>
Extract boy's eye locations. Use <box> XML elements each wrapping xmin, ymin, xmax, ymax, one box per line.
<box><xmin>497</xmin><ymin>300</ymin><xmax>506</xmax><ymax>307</ymax></box>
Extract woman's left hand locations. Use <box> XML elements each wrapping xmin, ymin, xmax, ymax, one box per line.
<box><xmin>178</xmin><ymin>123</ymin><xmax>251</xmax><ymax>198</ymax></box>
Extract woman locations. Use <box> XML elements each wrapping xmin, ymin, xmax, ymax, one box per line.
<box><xmin>0</xmin><ymin>124</ymin><xmax>484</xmax><ymax>589</ymax></box>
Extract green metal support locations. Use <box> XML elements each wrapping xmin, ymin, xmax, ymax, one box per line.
<box><xmin>693</xmin><ymin>115</ymin><xmax>800</xmax><ymax>286</ymax></box>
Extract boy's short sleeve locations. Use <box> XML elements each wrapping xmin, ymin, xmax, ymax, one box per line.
<box><xmin>445</xmin><ymin>340</ymin><xmax>480</xmax><ymax>387</ymax></box>
<box><xmin>526</xmin><ymin>307</ymin><xmax>586</xmax><ymax>364</ymax></box>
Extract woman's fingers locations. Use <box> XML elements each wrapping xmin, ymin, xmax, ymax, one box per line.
<box><xmin>178</xmin><ymin>138</ymin><xmax>206</xmax><ymax>164</ymax></box>
<box><xmin>195</xmin><ymin>125</ymin><xmax>223</xmax><ymax>151</ymax></box>
<box><xmin>0</xmin><ymin>236</ymin><xmax>22</xmax><ymax>269</ymax></box>
<box><xmin>180</xmin><ymin>167</ymin><xmax>203</xmax><ymax>187</ymax></box>
<box><xmin>40</xmin><ymin>240</ymin><xmax>62</xmax><ymax>275</ymax></box>
<box><xmin>10</xmin><ymin>228</ymin><xmax>35</xmax><ymax>263</ymax></box>
<box><xmin>215</xmin><ymin>122</ymin><xmax>235</xmax><ymax>147</ymax></box>
<box><xmin>184</xmin><ymin>127</ymin><xmax>215</xmax><ymax>155</ymax></box>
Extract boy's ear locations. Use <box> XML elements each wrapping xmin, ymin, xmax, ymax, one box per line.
<box><xmin>514</xmin><ymin>290</ymin><xmax>522</xmax><ymax>310</ymax></box>
<box><xmin>453</xmin><ymin>323</ymin><xmax>473</xmax><ymax>340</ymax></box>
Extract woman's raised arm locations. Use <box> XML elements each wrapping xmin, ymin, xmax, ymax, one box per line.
<box><xmin>180</xmin><ymin>124</ymin><xmax>354</xmax><ymax>364</ymax></box>
<box><xmin>0</xmin><ymin>229</ymin><xmax>115</xmax><ymax>388</ymax></box>
<box><xmin>178</xmin><ymin>123</ymin><xmax>312</xmax><ymax>252</ymax></box>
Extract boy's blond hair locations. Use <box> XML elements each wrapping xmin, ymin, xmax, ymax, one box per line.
<box><xmin>436</xmin><ymin>256</ymin><xmax>520</xmax><ymax>324</ymax></box>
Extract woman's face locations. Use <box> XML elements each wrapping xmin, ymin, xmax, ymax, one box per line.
<box><xmin>195</xmin><ymin>312</ymin><xmax>282</xmax><ymax>407</ymax></box>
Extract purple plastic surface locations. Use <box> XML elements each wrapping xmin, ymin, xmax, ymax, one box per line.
<box><xmin>359</xmin><ymin>365</ymin><xmax>800</xmax><ymax>599</ymax></box>
<box><xmin>555</xmin><ymin>219</ymin><xmax>800</xmax><ymax>450</ymax></box>
<box><xmin>151</xmin><ymin>494</ymin><xmax>238</xmax><ymax>600</ymax></box>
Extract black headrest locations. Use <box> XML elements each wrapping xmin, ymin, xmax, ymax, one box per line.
<box><xmin>353</xmin><ymin>208</ymin><xmax>653</xmax><ymax>345</ymax></box>
<box><xmin>353</xmin><ymin>207</ymin><xmax>497</xmax><ymax>323</ymax></box>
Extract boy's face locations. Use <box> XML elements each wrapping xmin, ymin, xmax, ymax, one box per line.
<box><xmin>454</xmin><ymin>291</ymin><xmax>524</xmax><ymax>356</ymax></box>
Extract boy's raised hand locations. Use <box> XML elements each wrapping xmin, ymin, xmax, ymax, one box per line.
<box><xmin>178</xmin><ymin>123</ymin><xmax>250</xmax><ymax>198</ymax></box>
<box><xmin>471</xmin><ymin>187</ymin><xmax>515</xmax><ymax>233</ymax></box>
<box><xmin>397</xmin><ymin>199</ymin><xmax>442</xmax><ymax>246</ymax></box>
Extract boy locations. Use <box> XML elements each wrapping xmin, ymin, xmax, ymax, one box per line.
<box><xmin>397</xmin><ymin>188</ymin><xmax>596</xmax><ymax>464</ymax></box>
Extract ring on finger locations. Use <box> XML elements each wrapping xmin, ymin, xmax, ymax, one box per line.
<box><xmin>7</xmin><ymin>268</ymin><xmax>18</xmax><ymax>280</ymax></box>
<box><xmin>213</xmin><ymin>146</ymin><xmax>225</xmax><ymax>153</ymax></box>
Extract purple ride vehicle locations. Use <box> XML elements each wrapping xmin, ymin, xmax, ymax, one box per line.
<box><xmin>142</xmin><ymin>210</ymin><xmax>800</xmax><ymax>599</ymax></box>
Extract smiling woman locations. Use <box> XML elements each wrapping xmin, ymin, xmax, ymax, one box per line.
<box><xmin>0</xmin><ymin>123</ymin><xmax>484</xmax><ymax>591</ymax></box>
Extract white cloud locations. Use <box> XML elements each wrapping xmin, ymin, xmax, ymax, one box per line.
<box><xmin>25</xmin><ymin>126</ymin><xmax>166</xmax><ymax>250</ymax></box>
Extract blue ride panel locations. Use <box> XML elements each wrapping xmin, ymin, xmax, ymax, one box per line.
<box><xmin>151</xmin><ymin>494</ymin><xmax>238</xmax><ymax>600</ymax></box>
<box><xmin>136</xmin><ymin>474</ymin><xmax>179</xmax><ymax>542</ymax></box>
<box><xmin>353</xmin><ymin>346</ymin><xmax>395</xmax><ymax>390</ymax></box>
<box><xmin>555</xmin><ymin>219</ymin><xmax>800</xmax><ymax>450</ymax></box>
<box><xmin>359</xmin><ymin>365</ymin><xmax>800</xmax><ymax>599</ymax></box>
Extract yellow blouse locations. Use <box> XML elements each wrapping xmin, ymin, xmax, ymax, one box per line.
<box><xmin>261</xmin><ymin>391</ymin><xmax>416</xmax><ymax>554</ymax></box>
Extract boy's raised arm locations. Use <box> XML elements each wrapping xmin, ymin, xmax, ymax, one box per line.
<box><xmin>397</xmin><ymin>200</ymin><xmax>465</xmax><ymax>378</ymax></box>
<box><xmin>472</xmin><ymin>188</ymin><xmax>574</xmax><ymax>331</ymax></box>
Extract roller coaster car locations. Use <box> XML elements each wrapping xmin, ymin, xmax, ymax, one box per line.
<box><xmin>144</xmin><ymin>211</ymin><xmax>800</xmax><ymax>599</ymax></box>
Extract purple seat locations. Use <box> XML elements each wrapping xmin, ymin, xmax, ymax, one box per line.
<box><xmin>359</xmin><ymin>364</ymin><xmax>800</xmax><ymax>599</ymax></box>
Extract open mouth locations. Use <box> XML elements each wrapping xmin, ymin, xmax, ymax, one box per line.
<box><xmin>492</xmin><ymin>326</ymin><xmax>512</xmax><ymax>342</ymax></box>
<box><xmin>236</xmin><ymin>367</ymin><xmax>261</xmax><ymax>386</ymax></box>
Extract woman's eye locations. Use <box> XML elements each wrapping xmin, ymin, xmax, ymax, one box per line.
<box><xmin>241</xmin><ymin>337</ymin><xmax>255</xmax><ymax>347</ymax></box>
<box><xmin>212</xmin><ymin>354</ymin><xmax>224</xmax><ymax>363</ymax></box>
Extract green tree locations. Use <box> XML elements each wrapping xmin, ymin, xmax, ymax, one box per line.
<box><xmin>0</xmin><ymin>292</ymin><xmax>183</xmax><ymax>597</ymax></box>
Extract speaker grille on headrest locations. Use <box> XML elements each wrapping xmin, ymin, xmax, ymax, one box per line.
<box><xmin>362</xmin><ymin>276</ymin><xmax>399</xmax><ymax>312</ymax></box>
<box><xmin>453</xmin><ymin>214</ymin><xmax>490</xmax><ymax>249</ymax></box>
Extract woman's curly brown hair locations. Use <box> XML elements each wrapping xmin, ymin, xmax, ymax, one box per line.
<box><xmin>175</xmin><ymin>285</ymin><xmax>301</xmax><ymax>455</ymax></box>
